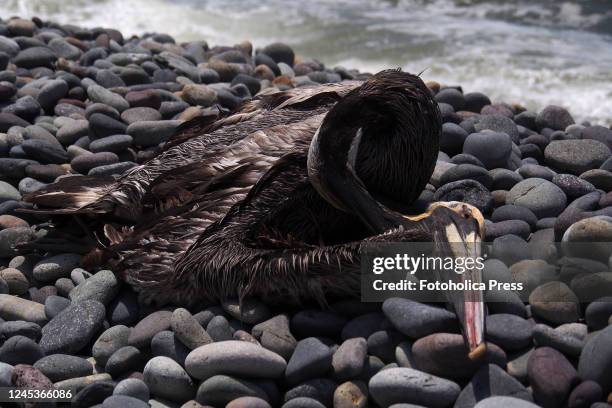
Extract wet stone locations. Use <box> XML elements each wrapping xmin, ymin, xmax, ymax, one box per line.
<box><xmin>369</xmin><ymin>367</ymin><xmax>460</xmax><ymax>408</ymax></box>
<box><xmin>528</xmin><ymin>347</ymin><xmax>579</xmax><ymax>408</ymax></box>
<box><xmin>0</xmin><ymin>335</ymin><xmax>44</xmax><ymax>365</ymax></box>
<box><xmin>433</xmin><ymin>179</ymin><xmax>493</xmax><ymax>214</ymax></box>
<box><xmin>171</xmin><ymin>307</ymin><xmax>213</xmax><ymax>350</ymax></box>
<box><xmin>544</xmin><ymin>139</ymin><xmax>610</xmax><ymax>175</ymax></box>
<box><xmin>536</xmin><ymin>105</ymin><xmax>575</xmax><ymax>131</ymax></box>
<box><xmin>33</xmin><ymin>354</ymin><xmax>93</xmax><ymax>382</ymax></box>
<box><xmin>121</xmin><ymin>107</ymin><xmax>162</xmax><ymax>124</ymax></box>
<box><xmin>186</xmin><ymin>340</ymin><xmax>287</xmax><ymax>380</ymax></box>
<box><xmin>454</xmin><ymin>364</ymin><xmax>533</xmax><ymax>408</ymax></box>
<box><xmin>251</xmin><ymin>314</ymin><xmax>297</xmax><ymax>360</ymax></box>
<box><xmin>128</xmin><ymin>310</ymin><xmax>172</xmax><ymax>349</ymax></box>
<box><xmin>507</xmin><ymin>178</ymin><xmax>567</xmax><ymax>218</ymax></box>
<box><xmin>485</xmin><ymin>314</ymin><xmax>533</xmax><ymax>351</ymax></box>
<box><xmin>532</xmin><ymin>324</ymin><xmax>583</xmax><ymax>357</ymax></box>
<box><xmin>113</xmin><ymin>378</ymin><xmax>150</xmax><ymax>402</ymax></box>
<box><xmin>412</xmin><ymin>333</ymin><xmax>507</xmax><ymax>380</ymax></box>
<box><xmin>144</xmin><ymin>356</ymin><xmax>195</xmax><ymax>402</ymax></box>
<box><xmin>151</xmin><ymin>330</ymin><xmax>191</xmax><ymax>366</ymax></box>
<box><xmin>463</xmin><ymin>131</ymin><xmax>513</xmax><ymax>169</ymax></box>
<box><xmin>71</xmin><ymin>152</ymin><xmax>119</xmax><ymax>174</ymax></box>
<box><xmin>39</xmin><ymin>299</ymin><xmax>106</xmax><ymax>355</ymax></box>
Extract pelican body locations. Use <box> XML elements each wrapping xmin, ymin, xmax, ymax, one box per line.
<box><xmin>25</xmin><ymin>70</ymin><xmax>486</xmax><ymax>356</ymax></box>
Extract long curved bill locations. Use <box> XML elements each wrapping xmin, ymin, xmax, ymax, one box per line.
<box><xmin>430</xmin><ymin>202</ymin><xmax>487</xmax><ymax>360</ymax></box>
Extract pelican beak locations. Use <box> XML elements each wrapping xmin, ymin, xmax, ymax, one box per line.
<box><xmin>412</xmin><ymin>202</ymin><xmax>487</xmax><ymax>359</ymax></box>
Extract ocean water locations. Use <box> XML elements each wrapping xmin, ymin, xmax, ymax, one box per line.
<box><xmin>1</xmin><ymin>0</ymin><xmax>612</xmax><ymax>124</ymax></box>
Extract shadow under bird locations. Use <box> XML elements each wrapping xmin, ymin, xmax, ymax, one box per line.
<box><xmin>24</xmin><ymin>69</ymin><xmax>487</xmax><ymax>358</ymax></box>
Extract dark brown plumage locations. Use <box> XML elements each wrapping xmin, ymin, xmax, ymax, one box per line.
<box><xmin>25</xmin><ymin>69</ymin><xmax>488</xmax><ymax>355</ymax></box>
<box><xmin>25</xmin><ymin>69</ymin><xmax>440</xmax><ymax>303</ymax></box>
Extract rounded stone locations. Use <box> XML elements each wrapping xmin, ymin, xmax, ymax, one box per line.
<box><xmin>485</xmin><ymin>220</ymin><xmax>531</xmax><ymax>240</ymax></box>
<box><xmin>284</xmin><ymin>378</ymin><xmax>336</xmax><ymax>407</ymax></box>
<box><xmin>185</xmin><ymin>340</ymin><xmax>287</xmax><ymax>380</ymax></box>
<box><xmin>102</xmin><ymin>395</ymin><xmax>149</xmax><ymax>408</ymax></box>
<box><xmin>127</xmin><ymin>120</ymin><xmax>181</xmax><ymax>147</ymax></box>
<box><xmin>107</xmin><ymin>289</ymin><xmax>140</xmax><ymax>326</ymax></box>
<box><xmin>0</xmin><ymin>320</ymin><xmax>41</xmax><ymax>342</ymax></box>
<box><xmin>285</xmin><ymin>337</ymin><xmax>333</xmax><ymax>385</ymax></box>
<box><xmin>527</xmin><ymin>347</ymin><xmax>579</xmax><ymax>408</ymax></box>
<box><xmin>197</xmin><ymin>376</ymin><xmax>270</xmax><ymax>406</ymax></box>
<box><xmin>113</xmin><ymin>378</ymin><xmax>150</xmax><ymax>402</ymax></box>
<box><xmin>151</xmin><ymin>330</ymin><xmax>191</xmax><ymax>366</ymax></box>
<box><xmin>454</xmin><ymin>364</ymin><xmax>533</xmax><ymax>408</ymax></box>
<box><xmin>261</xmin><ymin>43</ymin><xmax>295</xmax><ymax>66</ymax></box>
<box><xmin>382</xmin><ymin>298</ymin><xmax>457</xmax><ymax>339</ymax></box>
<box><xmin>463</xmin><ymin>131</ymin><xmax>512</xmax><ymax>169</ymax></box>
<box><xmin>44</xmin><ymin>295</ymin><xmax>71</xmax><ymax>319</ymax></box>
<box><xmin>128</xmin><ymin>310</ymin><xmax>172</xmax><ymax>349</ymax></box>
<box><xmin>529</xmin><ymin>282</ymin><xmax>580</xmax><ymax>325</ymax></box>
<box><xmin>518</xmin><ymin>164</ymin><xmax>555</xmax><ymax>181</ymax></box>
<box><xmin>580</xmin><ymin>169</ymin><xmax>612</xmax><ymax>192</ymax></box>
<box><xmin>69</xmin><ymin>269</ymin><xmax>120</xmax><ymax>305</ymax></box>
<box><xmin>333</xmin><ymin>381</ymin><xmax>368</xmax><ymax>408</ymax></box>
<box><xmin>89</xmin><ymin>134</ymin><xmax>133</xmax><ymax>153</ymax></box>
<box><xmin>585</xmin><ymin>296</ymin><xmax>612</xmax><ymax>330</ymax></box>
<box><xmin>87</xmin><ymin>85</ymin><xmax>129</xmax><ymax>112</ymax></box>
<box><xmin>227</xmin><ymin>396</ymin><xmax>272</xmax><ymax>408</ymax></box>
<box><xmin>440</xmin><ymin>164</ymin><xmax>492</xmax><ymax>189</ymax></box>
<box><xmin>433</xmin><ymin>179</ymin><xmax>493</xmax><ymax>214</ymax></box>
<box><xmin>0</xmin><ymin>294</ymin><xmax>47</xmax><ymax>325</ymax></box>
<box><xmin>121</xmin><ymin>107</ymin><xmax>162</xmax><ymax>124</ymax></box>
<box><xmin>485</xmin><ymin>314</ymin><xmax>533</xmax><ymax>351</ymax></box>
<box><xmin>435</xmin><ymin>88</ymin><xmax>465</xmax><ymax>111</ymax></box>
<box><xmin>13</xmin><ymin>46</ymin><xmax>57</xmax><ymax>68</ymax></box>
<box><xmin>552</xmin><ymin>173</ymin><xmax>596</xmax><ymax>198</ymax></box>
<box><xmin>33</xmin><ymin>354</ymin><xmax>93</xmax><ymax>382</ymax></box>
<box><xmin>182</xmin><ymin>84</ymin><xmax>217</xmax><ymax>107</ymax></box>
<box><xmin>11</xmin><ymin>364</ymin><xmax>53</xmax><ymax>389</ymax></box>
<box><xmin>72</xmin><ymin>380</ymin><xmax>116</xmax><ymax>408</ymax></box>
<box><xmin>544</xmin><ymin>139</ymin><xmax>610</xmax><ymax>175</ymax></box>
<box><xmin>105</xmin><ymin>346</ymin><xmax>143</xmax><ymax>377</ymax></box>
<box><xmin>332</xmin><ymin>338</ymin><xmax>368</xmax><ymax>381</ymax></box>
<box><xmin>171</xmin><ymin>308</ymin><xmax>213</xmax><ymax>350</ymax></box>
<box><xmin>532</xmin><ymin>324</ymin><xmax>584</xmax><ymax>357</ymax></box>
<box><xmin>92</xmin><ymin>325</ymin><xmax>131</xmax><ymax>367</ymax></box>
<box><xmin>0</xmin><ymin>335</ymin><xmax>44</xmax><ymax>365</ymax></box>
<box><xmin>40</xmin><ymin>299</ymin><xmax>106</xmax><ymax>355</ymax></box>
<box><xmin>464</xmin><ymin>92</ymin><xmax>491</xmax><ymax>113</ymax></box>
<box><xmin>578</xmin><ymin>325</ymin><xmax>612</xmax><ymax>394</ymax></box>
<box><xmin>474</xmin><ymin>396</ymin><xmax>540</xmax><ymax>408</ymax></box>
<box><xmin>369</xmin><ymin>367</ymin><xmax>460</xmax><ymax>408</ymax></box>
<box><xmin>536</xmin><ymin>105</ymin><xmax>574</xmax><ymax>131</ymax></box>
<box><xmin>507</xmin><ymin>178</ymin><xmax>567</xmax><ymax>218</ymax></box>
<box><xmin>32</xmin><ymin>253</ymin><xmax>81</xmax><ymax>283</ymax></box>
<box><xmin>21</xmin><ymin>139</ymin><xmax>68</xmax><ymax>164</ymax></box>
<box><xmin>144</xmin><ymin>356</ymin><xmax>195</xmax><ymax>402</ymax></box>
<box><xmin>567</xmin><ymin>380</ymin><xmax>603</xmax><ymax>408</ymax></box>
<box><xmin>251</xmin><ymin>314</ymin><xmax>296</xmax><ymax>360</ymax></box>
<box><xmin>492</xmin><ymin>205</ymin><xmax>537</xmax><ymax>230</ymax></box>
<box><xmin>0</xmin><ymin>267</ymin><xmax>29</xmax><ymax>295</ymax></box>
<box><xmin>474</xmin><ymin>116</ymin><xmax>519</xmax><ymax>143</ymax></box>
<box><xmin>412</xmin><ymin>333</ymin><xmax>507</xmax><ymax>380</ymax></box>
<box><xmin>71</xmin><ymin>152</ymin><xmax>119</xmax><ymax>174</ymax></box>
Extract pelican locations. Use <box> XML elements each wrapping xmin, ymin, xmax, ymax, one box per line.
<box><xmin>24</xmin><ymin>69</ymin><xmax>486</xmax><ymax>357</ymax></box>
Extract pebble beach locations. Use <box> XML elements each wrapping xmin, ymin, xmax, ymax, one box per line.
<box><xmin>0</xmin><ymin>14</ymin><xmax>611</xmax><ymax>408</ymax></box>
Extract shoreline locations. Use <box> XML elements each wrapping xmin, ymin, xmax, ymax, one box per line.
<box><xmin>0</xmin><ymin>15</ymin><xmax>611</xmax><ymax>408</ymax></box>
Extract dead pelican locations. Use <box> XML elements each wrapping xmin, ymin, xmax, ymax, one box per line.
<box><xmin>25</xmin><ymin>69</ymin><xmax>486</xmax><ymax>356</ymax></box>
